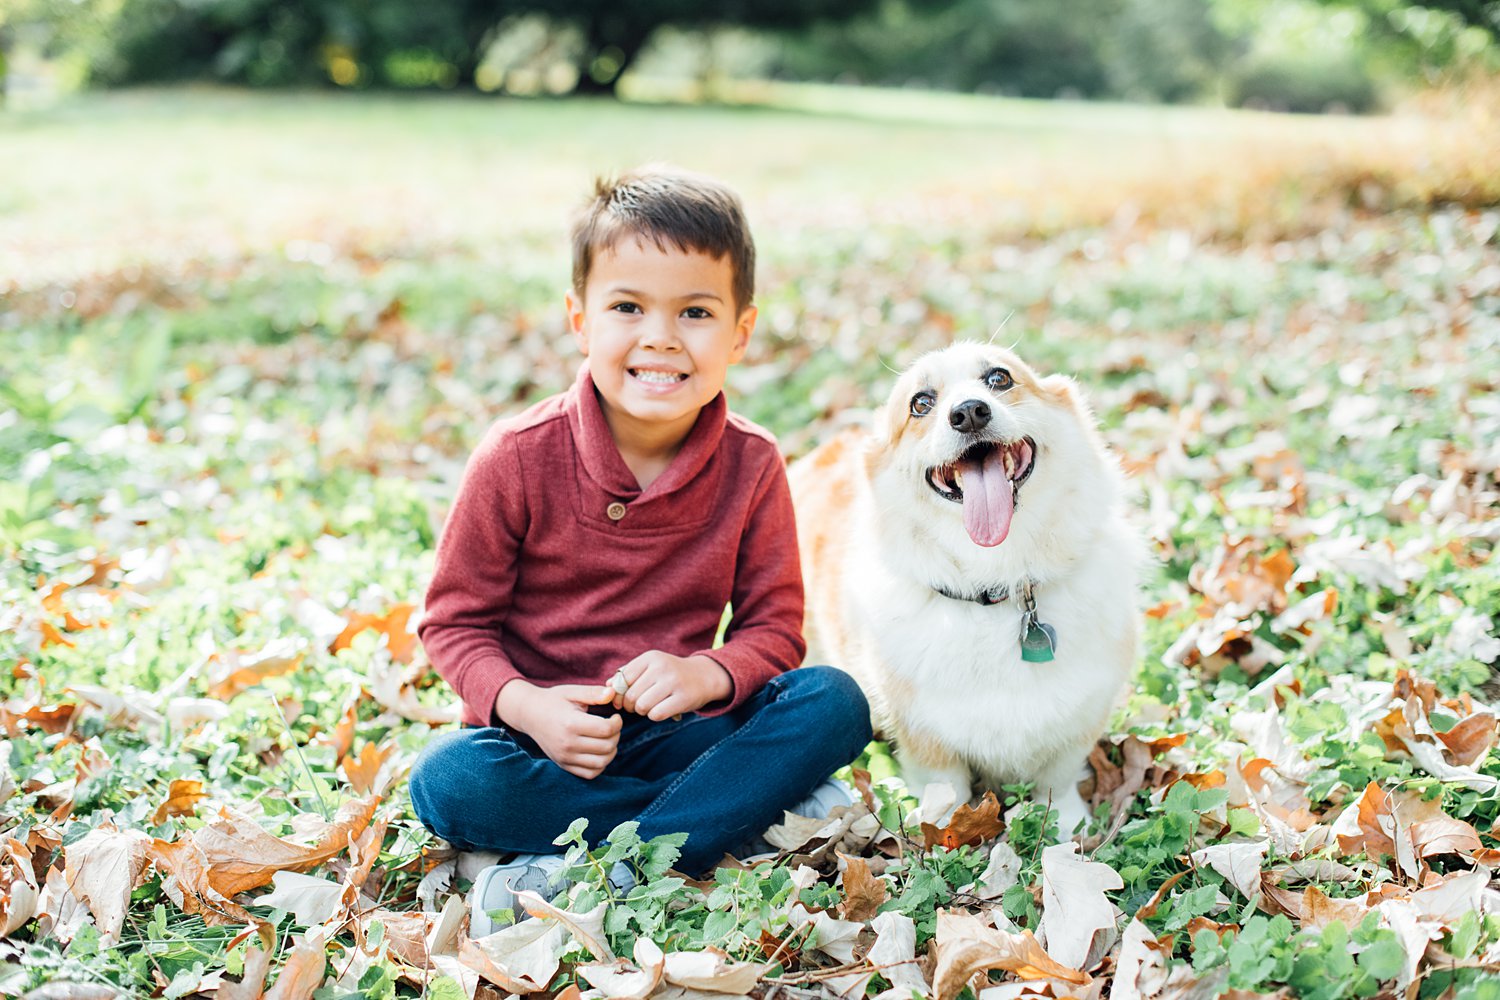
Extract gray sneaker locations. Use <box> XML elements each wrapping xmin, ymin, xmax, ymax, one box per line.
<box><xmin>469</xmin><ymin>854</ymin><xmax>567</xmax><ymax>938</ymax></box>
<box><xmin>790</xmin><ymin>777</ymin><xmax>857</xmax><ymax>819</ymax></box>
<box><xmin>737</xmin><ymin>777</ymin><xmax>859</xmax><ymax>861</ymax></box>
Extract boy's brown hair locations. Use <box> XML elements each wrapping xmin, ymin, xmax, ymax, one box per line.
<box><xmin>571</xmin><ymin>166</ymin><xmax>755</xmax><ymax>312</ymax></box>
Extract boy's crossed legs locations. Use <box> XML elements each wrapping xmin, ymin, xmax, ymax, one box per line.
<box><xmin>410</xmin><ymin>666</ymin><xmax>872</xmax><ymax>896</ymax></box>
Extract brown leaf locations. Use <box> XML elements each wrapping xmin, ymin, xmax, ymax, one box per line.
<box><xmin>1436</xmin><ymin>712</ymin><xmax>1498</xmax><ymax>767</ymax></box>
<box><xmin>151</xmin><ymin>779</ymin><xmax>208</xmax><ymax>825</ymax></box>
<box><xmin>62</xmin><ymin>824</ymin><xmax>151</xmax><ymax>943</ymax></box>
<box><xmin>148</xmin><ymin>836</ymin><xmax>254</xmax><ymax>926</ymax></box>
<box><xmin>1300</xmin><ymin>885</ymin><xmax>1369</xmax><ymax>931</ymax></box>
<box><xmin>146</xmin><ymin>795</ymin><xmax>380</xmax><ymax>926</ymax></box>
<box><xmin>331</xmin><ymin>604</ymin><xmax>417</xmax><ymax>664</ymax></box>
<box><xmin>1335</xmin><ymin>782</ymin><xmax>1400</xmax><ymax>867</ymax></box>
<box><xmin>931</xmin><ymin>910</ymin><xmax>1087</xmax><ymax>1000</ymax></box>
<box><xmin>921</xmin><ymin>791</ymin><xmax>1004</xmax><ymax>850</ymax></box>
<box><xmin>193</xmin><ymin>795</ymin><xmax>380</xmax><ymax>896</ymax></box>
<box><xmin>838</xmin><ymin>853</ymin><xmax>887</xmax><ymax>922</ymax></box>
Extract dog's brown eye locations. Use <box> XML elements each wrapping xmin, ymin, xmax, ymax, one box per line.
<box><xmin>985</xmin><ymin>368</ymin><xmax>1014</xmax><ymax>392</ymax></box>
<box><xmin>910</xmin><ymin>391</ymin><xmax>935</xmax><ymax>417</ymax></box>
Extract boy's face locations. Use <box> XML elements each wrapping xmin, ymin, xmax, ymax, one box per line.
<box><xmin>568</xmin><ymin>237</ymin><xmax>756</xmax><ymax>452</ymax></box>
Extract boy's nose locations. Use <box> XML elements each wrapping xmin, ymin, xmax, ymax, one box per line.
<box><xmin>638</xmin><ymin>320</ymin><xmax>682</xmax><ymax>349</ymax></box>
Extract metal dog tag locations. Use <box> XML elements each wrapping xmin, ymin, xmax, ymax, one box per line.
<box><xmin>1021</xmin><ymin>620</ymin><xmax>1058</xmax><ymax>663</ymax></box>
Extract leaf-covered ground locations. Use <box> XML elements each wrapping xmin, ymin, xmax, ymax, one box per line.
<box><xmin>2</xmin><ymin>87</ymin><xmax>1499</xmax><ymax>1000</ymax></box>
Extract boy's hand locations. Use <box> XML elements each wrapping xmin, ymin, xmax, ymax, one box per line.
<box><xmin>611</xmin><ymin>652</ymin><xmax>732</xmax><ymax>721</ymax></box>
<box><xmin>495</xmin><ymin>681</ymin><xmax>621</xmax><ymax>780</ymax></box>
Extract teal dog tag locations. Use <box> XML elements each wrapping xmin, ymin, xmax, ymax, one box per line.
<box><xmin>1021</xmin><ymin>621</ymin><xmax>1057</xmax><ymax>663</ymax></box>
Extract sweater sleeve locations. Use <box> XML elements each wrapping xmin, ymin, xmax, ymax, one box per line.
<box><xmin>694</xmin><ymin>446</ymin><xmax>807</xmax><ymax>715</ymax></box>
<box><xmin>418</xmin><ymin>427</ymin><xmax>529</xmax><ymax>726</ymax></box>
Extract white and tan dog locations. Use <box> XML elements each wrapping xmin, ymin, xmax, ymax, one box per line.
<box><xmin>789</xmin><ymin>342</ymin><xmax>1140</xmax><ymax>832</ymax></box>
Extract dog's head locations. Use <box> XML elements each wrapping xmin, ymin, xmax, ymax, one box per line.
<box><xmin>867</xmin><ymin>341</ymin><xmax>1113</xmax><ymax>551</ymax></box>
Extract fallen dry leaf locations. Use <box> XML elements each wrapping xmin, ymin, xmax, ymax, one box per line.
<box><xmin>257</xmin><ymin>871</ymin><xmax>345</xmax><ymax>928</ymax></box>
<box><xmin>151</xmin><ymin>778</ymin><xmax>208</xmax><ymax>824</ymax></box>
<box><xmin>932</xmin><ymin>910</ymin><xmax>1088</xmax><ymax>1000</ymax></box>
<box><xmin>265</xmin><ymin>928</ymin><xmax>329</xmax><ymax>1000</ymax></box>
<box><xmin>213</xmin><ymin>922</ymin><xmax>276</xmax><ymax>1000</ymax></box>
<box><xmin>1</xmin><ymin>839</ymin><xmax>41</xmax><ymax>937</ymax></box>
<box><xmin>339</xmin><ymin>740</ymin><xmax>397</xmax><ymax>796</ymax></box>
<box><xmin>206</xmin><ymin>639</ymin><xmax>305</xmax><ymax>701</ymax></box>
<box><xmin>578</xmin><ymin>936</ymin><xmax>665</xmax><ymax>1000</ymax></box>
<box><xmin>517</xmin><ymin>891</ymin><xmax>613</xmax><ymax>961</ymax></box>
<box><xmin>1040</xmin><ymin>842</ymin><xmax>1123</xmax><ymax>971</ymax></box>
<box><xmin>838</xmin><ymin>853</ymin><xmax>887</xmax><ymax>922</ymax></box>
<box><xmin>922</xmin><ymin>791</ymin><xmax>1005</xmax><ymax>850</ymax></box>
<box><xmin>661</xmin><ymin>947</ymin><xmax>764</xmax><ymax>993</ymax></box>
<box><xmin>63</xmin><ymin>824</ymin><xmax>151</xmax><ymax>943</ymax></box>
<box><xmin>332</xmin><ymin>604</ymin><xmax>418</xmax><ymax>663</ymax></box>
<box><xmin>459</xmin><ymin>917</ymin><xmax>565</xmax><ymax>993</ymax></box>
<box><xmin>146</xmin><ymin>794</ymin><xmax>379</xmax><ymax>926</ymax></box>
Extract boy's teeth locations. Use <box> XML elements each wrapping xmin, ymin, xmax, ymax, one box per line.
<box><xmin>633</xmin><ymin>370</ymin><xmax>684</xmax><ymax>384</ymax></box>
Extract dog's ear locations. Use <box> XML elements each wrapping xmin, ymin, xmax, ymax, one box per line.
<box><xmin>1039</xmin><ymin>373</ymin><xmax>1102</xmax><ymax>429</ymax></box>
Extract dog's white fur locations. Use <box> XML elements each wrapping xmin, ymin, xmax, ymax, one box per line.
<box><xmin>789</xmin><ymin>342</ymin><xmax>1141</xmax><ymax>831</ymax></box>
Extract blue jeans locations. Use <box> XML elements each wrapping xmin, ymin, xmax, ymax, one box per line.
<box><xmin>409</xmin><ymin>666</ymin><xmax>872</xmax><ymax>876</ymax></box>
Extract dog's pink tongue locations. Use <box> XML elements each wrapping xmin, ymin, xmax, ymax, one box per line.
<box><xmin>958</xmin><ymin>451</ymin><xmax>1014</xmax><ymax>547</ymax></box>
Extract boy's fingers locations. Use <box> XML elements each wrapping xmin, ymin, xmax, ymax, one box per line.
<box><xmin>563</xmin><ymin>683</ymin><xmax>617</xmax><ymax>706</ymax></box>
<box><xmin>573</xmin><ymin>712</ymin><xmax>622</xmax><ymax>739</ymax></box>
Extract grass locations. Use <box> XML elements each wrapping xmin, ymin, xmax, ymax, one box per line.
<box><xmin>1</xmin><ymin>85</ymin><xmax>1498</xmax><ymax>999</ymax></box>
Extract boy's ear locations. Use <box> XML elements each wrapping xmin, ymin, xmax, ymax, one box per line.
<box><xmin>566</xmin><ymin>288</ymin><xmax>589</xmax><ymax>354</ymax></box>
<box><xmin>727</xmin><ymin>304</ymin><xmax>757</xmax><ymax>364</ymax></box>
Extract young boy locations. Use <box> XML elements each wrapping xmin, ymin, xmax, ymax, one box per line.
<box><xmin>409</xmin><ymin>166</ymin><xmax>872</xmax><ymax>934</ymax></box>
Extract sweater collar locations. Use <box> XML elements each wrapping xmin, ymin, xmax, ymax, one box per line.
<box><xmin>569</xmin><ymin>364</ymin><xmax>727</xmax><ymax>498</ymax></box>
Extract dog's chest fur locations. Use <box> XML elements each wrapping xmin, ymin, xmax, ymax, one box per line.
<box><xmin>837</xmin><ymin>510</ymin><xmax>1137</xmax><ymax>784</ymax></box>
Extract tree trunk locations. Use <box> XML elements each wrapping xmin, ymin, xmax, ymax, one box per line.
<box><xmin>574</xmin><ymin>17</ymin><xmax>649</xmax><ymax>97</ymax></box>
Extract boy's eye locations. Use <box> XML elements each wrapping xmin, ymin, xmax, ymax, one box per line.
<box><xmin>682</xmin><ymin>306</ymin><xmax>712</xmax><ymax>320</ymax></box>
<box><xmin>611</xmin><ymin>302</ymin><xmax>641</xmax><ymax>314</ymax></box>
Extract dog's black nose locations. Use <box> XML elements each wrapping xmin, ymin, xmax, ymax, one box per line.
<box><xmin>949</xmin><ymin>399</ymin><xmax>992</xmax><ymax>434</ymax></box>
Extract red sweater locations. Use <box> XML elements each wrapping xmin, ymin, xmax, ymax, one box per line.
<box><xmin>419</xmin><ymin>366</ymin><xmax>807</xmax><ymax>727</ymax></box>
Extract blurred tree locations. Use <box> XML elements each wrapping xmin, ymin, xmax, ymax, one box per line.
<box><xmin>0</xmin><ymin>0</ymin><xmax>115</xmax><ymax>101</ymax></box>
<box><xmin>508</xmin><ymin>0</ymin><xmax>889</xmax><ymax>93</ymax></box>
<box><xmin>772</xmin><ymin>0</ymin><xmax>1236</xmax><ymax>101</ymax></box>
<box><xmin>89</xmin><ymin>0</ymin><xmax>887</xmax><ymax>92</ymax></box>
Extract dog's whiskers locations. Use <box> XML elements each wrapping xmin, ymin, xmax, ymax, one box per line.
<box><xmin>986</xmin><ymin>310</ymin><xmax>1017</xmax><ymax>346</ymax></box>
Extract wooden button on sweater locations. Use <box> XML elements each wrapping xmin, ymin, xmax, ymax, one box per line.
<box><xmin>606</xmin><ymin>502</ymin><xmax>627</xmax><ymax>521</ymax></box>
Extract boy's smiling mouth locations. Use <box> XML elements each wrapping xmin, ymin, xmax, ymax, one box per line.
<box><xmin>629</xmin><ymin>368</ymin><xmax>689</xmax><ymax>384</ymax></box>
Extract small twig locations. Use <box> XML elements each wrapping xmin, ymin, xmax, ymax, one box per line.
<box><xmin>762</xmin><ymin>920</ymin><xmax>815</xmax><ymax>970</ymax></box>
<box><xmin>764</xmin><ymin>957</ymin><xmax>922</xmax><ymax>987</ymax></box>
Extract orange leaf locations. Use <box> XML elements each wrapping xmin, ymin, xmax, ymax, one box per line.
<box><xmin>151</xmin><ymin>779</ymin><xmax>208</xmax><ymax>825</ymax></box>
<box><xmin>1336</xmin><ymin>782</ymin><xmax>1399</xmax><ymax>864</ymax></box>
<box><xmin>921</xmin><ymin>791</ymin><xmax>1004</xmax><ymax>850</ymax></box>
<box><xmin>264</xmin><ymin>928</ymin><xmax>329</xmax><ymax>1000</ymax></box>
<box><xmin>339</xmin><ymin>741</ymin><xmax>394</xmax><ymax>796</ymax></box>
<box><xmin>206</xmin><ymin>643</ymin><xmax>304</xmax><ymax>700</ymax></box>
<box><xmin>40</xmin><ymin>622</ymin><xmax>75</xmax><ymax>649</ymax></box>
<box><xmin>331</xmin><ymin>604</ymin><xmax>417</xmax><ymax>664</ymax></box>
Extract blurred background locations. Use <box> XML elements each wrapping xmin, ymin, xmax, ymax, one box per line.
<box><xmin>3</xmin><ymin>0</ymin><xmax>1499</xmax><ymax>108</ymax></box>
